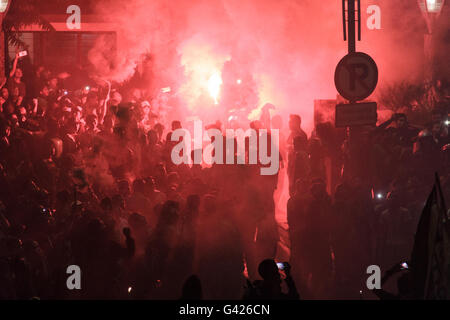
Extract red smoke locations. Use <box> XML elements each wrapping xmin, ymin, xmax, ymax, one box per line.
<box><xmin>88</xmin><ymin>0</ymin><xmax>432</xmax><ymax>133</ymax></box>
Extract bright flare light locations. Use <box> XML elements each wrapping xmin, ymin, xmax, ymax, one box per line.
<box><xmin>427</xmin><ymin>0</ymin><xmax>437</xmax><ymax>11</ymax></box>
<box><xmin>208</xmin><ymin>72</ymin><xmax>222</xmax><ymax>105</ymax></box>
<box><xmin>179</xmin><ymin>37</ymin><xmax>229</xmax><ymax>112</ymax></box>
<box><xmin>0</xmin><ymin>0</ymin><xmax>9</xmax><ymax>13</ymax></box>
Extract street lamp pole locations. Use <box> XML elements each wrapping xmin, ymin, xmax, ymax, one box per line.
<box><xmin>417</xmin><ymin>0</ymin><xmax>445</xmax><ymax>83</ymax></box>
<box><xmin>0</xmin><ymin>0</ymin><xmax>12</xmax><ymax>81</ymax></box>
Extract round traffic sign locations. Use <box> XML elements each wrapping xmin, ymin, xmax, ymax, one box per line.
<box><xmin>334</xmin><ymin>52</ymin><xmax>378</xmax><ymax>102</ymax></box>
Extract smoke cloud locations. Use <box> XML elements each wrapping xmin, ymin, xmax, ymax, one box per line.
<box><xmin>88</xmin><ymin>0</ymin><xmax>437</xmax><ymax>132</ymax></box>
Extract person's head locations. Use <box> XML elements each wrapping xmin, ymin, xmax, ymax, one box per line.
<box><xmin>4</xmin><ymin>102</ymin><xmax>14</xmax><ymax>115</ymax></box>
<box><xmin>85</xmin><ymin>114</ymin><xmax>98</xmax><ymax>131</ymax></box>
<box><xmin>171</xmin><ymin>120</ymin><xmax>182</xmax><ymax>131</ymax></box>
<box><xmin>14</xmin><ymin>68</ymin><xmax>23</xmax><ymax>81</ymax></box>
<box><xmin>122</xmin><ymin>227</ymin><xmax>131</xmax><ymax>238</ymax></box>
<box><xmin>167</xmin><ymin>171</ymin><xmax>179</xmax><ymax>186</ymax></box>
<box><xmin>431</xmin><ymin>121</ymin><xmax>442</xmax><ymax>137</ymax></box>
<box><xmin>0</xmin><ymin>121</ymin><xmax>11</xmax><ymax>137</ymax></box>
<box><xmin>39</xmin><ymin>85</ymin><xmax>49</xmax><ymax>97</ymax></box>
<box><xmin>250</xmin><ymin>120</ymin><xmax>262</xmax><ymax>130</ymax></box>
<box><xmin>395</xmin><ymin>113</ymin><xmax>407</xmax><ymax>128</ymax></box>
<box><xmin>110</xmin><ymin>90</ymin><xmax>122</xmax><ymax>106</ymax></box>
<box><xmin>18</xmin><ymin>107</ymin><xmax>27</xmax><ymax>123</ymax></box>
<box><xmin>334</xmin><ymin>183</ymin><xmax>350</xmax><ymax>202</ymax></box>
<box><xmin>128</xmin><ymin>212</ymin><xmax>148</xmax><ymax>230</ymax></box>
<box><xmin>64</xmin><ymin>116</ymin><xmax>79</xmax><ymax>134</ymax></box>
<box><xmin>154</xmin><ymin>162</ymin><xmax>167</xmax><ymax>177</ymax></box>
<box><xmin>153</xmin><ymin>123</ymin><xmax>164</xmax><ymax>141</ymax></box>
<box><xmin>56</xmin><ymin>190</ymin><xmax>70</xmax><ymax>206</ymax></box>
<box><xmin>113</xmin><ymin>126</ymin><xmax>126</xmax><ymax>139</ymax></box>
<box><xmin>48</xmin><ymin>77</ymin><xmax>58</xmax><ymax>89</ymax></box>
<box><xmin>9</xmin><ymin>114</ymin><xmax>19</xmax><ymax>127</ymax></box>
<box><xmin>1</xmin><ymin>87</ymin><xmax>9</xmax><ymax>100</ymax></box>
<box><xmin>41</xmin><ymin>69</ymin><xmax>51</xmax><ymax>80</ymax></box>
<box><xmin>181</xmin><ymin>275</ymin><xmax>202</xmax><ymax>300</ymax></box>
<box><xmin>23</xmin><ymin>240</ymin><xmax>40</xmax><ymax>254</ymax></box>
<box><xmin>131</xmin><ymin>88</ymin><xmax>141</xmax><ymax>101</ymax></box>
<box><xmin>165</xmin><ymin>131</ymin><xmax>173</xmax><ymax>145</ymax></box>
<box><xmin>144</xmin><ymin>176</ymin><xmax>156</xmax><ymax>192</ymax></box>
<box><xmin>262</xmin><ymin>103</ymin><xmax>275</xmax><ymax>112</ymax></box>
<box><xmin>86</xmin><ymin>91</ymin><xmax>99</xmax><ymax>107</ymax></box>
<box><xmin>431</xmin><ymin>109</ymin><xmax>443</xmax><ymax>123</ymax></box>
<box><xmin>258</xmin><ymin>259</ymin><xmax>281</xmax><ymax>283</ymax></box>
<box><xmin>36</xmin><ymin>66</ymin><xmax>45</xmax><ymax>77</ymax></box>
<box><xmin>159</xmin><ymin>200</ymin><xmax>180</xmax><ymax>226</ymax></box>
<box><xmin>289</xmin><ymin>114</ymin><xmax>301</xmax><ymax>131</ymax></box>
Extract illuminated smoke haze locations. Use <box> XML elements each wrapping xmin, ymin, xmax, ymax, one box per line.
<box><xmin>88</xmin><ymin>0</ymin><xmax>437</xmax><ymax>132</ymax></box>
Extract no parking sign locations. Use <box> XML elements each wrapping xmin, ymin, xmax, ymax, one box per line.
<box><xmin>334</xmin><ymin>52</ymin><xmax>378</xmax><ymax>102</ymax></box>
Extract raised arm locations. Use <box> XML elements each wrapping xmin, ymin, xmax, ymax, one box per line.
<box><xmin>9</xmin><ymin>53</ymin><xmax>19</xmax><ymax>78</ymax></box>
<box><xmin>101</xmin><ymin>80</ymin><xmax>111</xmax><ymax>125</ymax></box>
<box><xmin>377</xmin><ymin>114</ymin><xmax>396</xmax><ymax>130</ymax></box>
<box><xmin>283</xmin><ymin>262</ymin><xmax>300</xmax><ymax>300</ymax></box>
<box><xmin>373</xmin><ymin>263</ymin><xmax>403</xmax><ymax>300</ymax></box>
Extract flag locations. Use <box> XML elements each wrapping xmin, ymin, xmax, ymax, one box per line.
<box><xmin>410</xmin><ymin>173</ymin><xmax>449</xmax><ymax>299</ymax></box>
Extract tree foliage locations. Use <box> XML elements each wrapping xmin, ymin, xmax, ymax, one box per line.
<box><xmin>2</xmin><ymin>0</ymin><xmax>55</xmax><ymax>47</ymax></box>
<box><xmin>378</xmin><ymin>81</ymin><xmax>430</xmax><ymax>112</ymax></box>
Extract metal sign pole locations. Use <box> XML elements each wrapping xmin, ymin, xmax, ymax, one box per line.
<box><xmin>345</xmin><ymin>0</ymin><xmax>357</xmax><ymax>147</ymax></box>
<box><xmin>337</xmin><ymin>0</ymin><xmax>378</xmax><ymax>119</ymax></box>
<box><xmin>347</xmin><ymin>0</ymin><xmax>356</xmax><ymax>55</ymax></box>
<box><xmin>338</xmin><ymin>0</ymin><xmax>378</xmax><ymax>181</ymax></box>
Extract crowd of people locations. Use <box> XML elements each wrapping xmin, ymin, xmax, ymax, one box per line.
<box><xmin>0</xmin><ymin>52</ymin><xmax>449</xmax><ymax>300</ymax></box>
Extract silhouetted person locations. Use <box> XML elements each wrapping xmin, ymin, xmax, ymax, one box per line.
<box><xmin>287</xmin><ymin>178</ymin><xmax>310</xmax><ymax>296</ymax></box>
<box><xmin>180</xmin><ymin>275</ymin><xmax>203</xmax><ymax>300</ymax></box>
<box><xmin>123</xmin><ymin>227</ymin><xmax>135</xmax><ymax>259</ymax></box>
<box><xmin>373</xmin><ymin>263</ymin><xmax>413</xmax><ymax>300</ymax></box>
<box><xmin>171</xmin><ymin>195</ymin><xmax>200</xmax><ymax>292</ymax></box>
<box><xmin>378</xmin><ymin>113</ymin><xmax>419</xmax><ymax>148</ymax></box>
<box><xmin>301</xmin><ymin>179</ymin><xmax>333</xmax><ymax>298</ymax></box>
<box><xmin>245</xmin><ymin>259</ymin><xmax>299</xmax><ymax>300</ymax></box>
<box><xmin>288</xmin><ymin>135</ymin><xmax>310</xmax><ymax>196</ymax></box>
<box><xmin>287</xmin><ymin>114</ymin><xmax>307</xmax><ymax>153</ymax></box>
